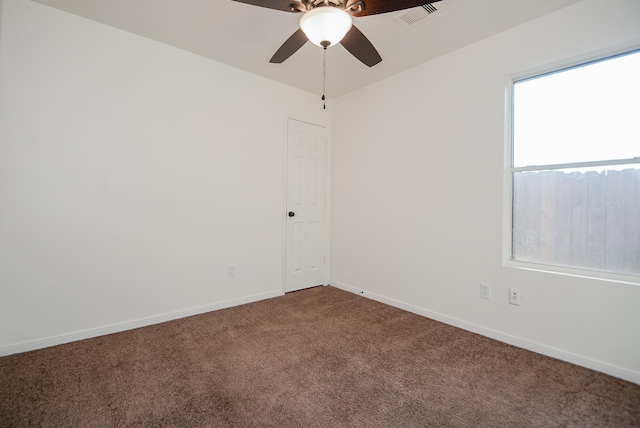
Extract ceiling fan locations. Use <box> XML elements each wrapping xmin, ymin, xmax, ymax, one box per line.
<box><xmin>231</xmin><ymin>0</ymin><xmax>444</xmax><ymax>67</ymax></box>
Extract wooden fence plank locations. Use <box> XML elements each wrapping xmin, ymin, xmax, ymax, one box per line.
<box><xmin>605</xmin><ymin>170</ymin><xmax>625</xmax><ymax>273</ymax></box>
<box><xmin>554</xmin><ymin>171</ymin><xmax>573</xmax><ymax>268</ymax></box>
<box><xmin>539</xmin><ymin>171</ymin><xmax>557</xmax><ymax>264</ymax></box>
<box><xmin>587</xmin><ymin>170</ymin><xmax>607</xmax><ymax>271</ymax></box>
<box><xmin>621</xmin><ymin>168</ymin><xmax>640</xmax><ymax>275</ymax></box>
<box><xmin>570</xmin><ymin>171</ymin><xmax>589</xmax><ymax>269</ymax></box>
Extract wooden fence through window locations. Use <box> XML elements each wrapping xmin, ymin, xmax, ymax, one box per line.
<box><xmin>513</xmin><ymin>168</ymin><xmax>640</xmax><ymax>276</ymax></box>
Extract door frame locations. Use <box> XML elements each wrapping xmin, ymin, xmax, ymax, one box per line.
<box><xmin>281</xmin><ymin>115</ymin><xmax>331</xmax><ymax>294</ymax></box>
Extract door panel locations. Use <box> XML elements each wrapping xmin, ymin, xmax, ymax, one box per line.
<box><xmin>285</xmin><ymin>119</ymin><xmax>327</xmax><ymax>292</ymax></box>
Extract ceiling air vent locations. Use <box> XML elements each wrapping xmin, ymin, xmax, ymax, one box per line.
<box><xmin>395</xmin><ymin>3</ymin><xmax>443</xmax><ymax>28</ymax></box>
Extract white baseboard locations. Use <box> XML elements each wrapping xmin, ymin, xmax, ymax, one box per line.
<box><xmin>330</xmin><ymin>280</ymin><xmax>640</xmax><ymax>385</ymax></box>
<box><xmin>0</xmin><ymin>290</ymin><xmax>283</xmax><ymax>357</ymax></box>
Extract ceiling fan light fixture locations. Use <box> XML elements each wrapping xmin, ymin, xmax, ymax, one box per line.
<box><xmin>299</xmin><ymin>7</ymin><xmax>353</xmax><ymax>48</ymax></box>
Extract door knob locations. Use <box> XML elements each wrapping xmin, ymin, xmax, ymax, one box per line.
<box><xmin>288</xmin><ymin>211</ymin><xmax>295</xmax><ymax>217</ymax></box>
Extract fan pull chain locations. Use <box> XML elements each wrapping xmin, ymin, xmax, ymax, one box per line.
<box><xmin>322</xmin><ymin>45</ymin><xmax>327</xmax><ymax>110</ymax></box>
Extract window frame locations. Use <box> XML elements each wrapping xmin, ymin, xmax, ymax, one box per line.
<box><xmin>503</xmin><ymin>46</ymin><xmax>640</xmax><ymax>285</ymax></box>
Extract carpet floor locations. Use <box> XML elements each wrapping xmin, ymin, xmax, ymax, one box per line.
<box><xmin>1</xmin><ymin>285</ymin><xmax>639</xmax><ymax>427</ymax></box>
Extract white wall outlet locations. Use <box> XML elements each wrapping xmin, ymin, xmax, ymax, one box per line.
<box><xmin>509</xmin><ymin>288</ymin><xmax>522</xmax><ymax>305</ymax></box>
<box><xmin>480</xmin><ymin>283</ymin><xmax>491</xmax><ymax>299</ymax></box>
<box><xmin>227</xmin><ymin>265</ymin><xmax>236</xmax><ymax>277</ymax></box>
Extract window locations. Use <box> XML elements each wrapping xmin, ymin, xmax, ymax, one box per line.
<box><xmin>510</xmin><ymin>49</ymin><xmax>640</xmax><ymax>279</ymax></box>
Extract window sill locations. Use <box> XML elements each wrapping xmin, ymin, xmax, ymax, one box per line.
<box><xmin>504</xmin><ymin>259</ymin><xmax>640</xmax><ymax>286</ymax></box>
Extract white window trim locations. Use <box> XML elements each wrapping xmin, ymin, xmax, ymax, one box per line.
<box><xmin>502</xmin><ymin>44</ymin><xmax>640</xmax><ymax>286</ymax></box>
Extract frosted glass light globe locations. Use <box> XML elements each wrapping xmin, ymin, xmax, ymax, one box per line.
<box><xmin>300</xmin><ymin>7</ymin><xmax>353</xmax><ymax>48</ymax></box>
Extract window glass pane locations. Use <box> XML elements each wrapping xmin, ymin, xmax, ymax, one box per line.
<box><xmin>513</xmin><ymin>50</ymin><xmax>640</xmax><ymax>167</ymax></box>
<box><xmin>512</xmin><ymin>165</ymin><xmax>640</xmax><ymax>276</ymax></box>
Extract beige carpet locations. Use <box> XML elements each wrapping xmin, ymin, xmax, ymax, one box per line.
<box><xmin>1</xmin><ymin>285</ymin><xmax>639</xmax><ymax>427</ymax></box>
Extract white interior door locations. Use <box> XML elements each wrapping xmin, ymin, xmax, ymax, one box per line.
<box><xmin>285</xmin><ymin>119</ymin><xmax>327</xmax><ymax>292</ymax></box>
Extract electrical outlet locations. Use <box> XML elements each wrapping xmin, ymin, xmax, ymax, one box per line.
<box><xmin>480</xmin><ymin>283</ymin><xmax>491</xmax><ymax>299</ymax></box>
<box><xmin>227</xmin><ymin>265</ymin><xmax>236</xmax><ymax>277</ymax></box>
<box><xmin>509</xmin><ymin>288</ymin><xmax>521</xmax><ymax>305</ymax></box>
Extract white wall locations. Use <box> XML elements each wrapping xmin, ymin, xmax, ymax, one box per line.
<box><xmin>0</xmin><ymin>0</ymin><xmax>328</xmax><ymax>354</ymax></box>
<box><xmin>331</xmin><ymin>0</ymin><xmax>640</xmax><ymax>384</ymax></box>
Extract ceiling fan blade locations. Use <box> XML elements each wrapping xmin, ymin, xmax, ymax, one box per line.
<box><xmin>340</xmin><ymin>25</ymin><xmax>382</xmax><ymax>67</ymax></box>
<box><xmin>346</xmin><ymin>0</ymin><xmax>442</xmax><ymax>17</ymax></box>
<box><xmin>270</xmin><ymin>28</ymin><xmax>308</xmax><ymax>63</ymax></box>
<box><xmin>231</xmin><ymin>0</ymin><xmax>304</xmax><ymax>13</ymax></box>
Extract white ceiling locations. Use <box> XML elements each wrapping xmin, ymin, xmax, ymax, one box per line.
<box><xmin>30</xmin><ymin>0</ymin><xmax>581</xmax><ymax>98</ymax></box>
